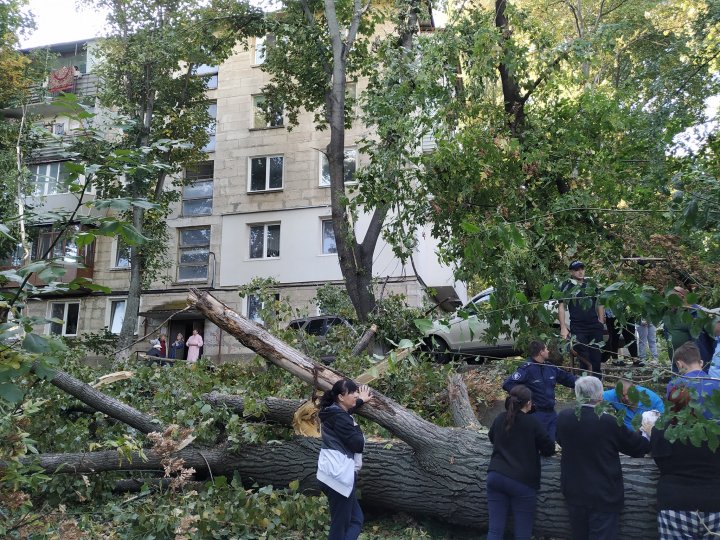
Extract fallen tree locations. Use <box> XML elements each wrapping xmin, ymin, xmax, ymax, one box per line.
<box><xmin>14</xmin><ymin>289</ymin><xmax>661</xmax><ymax>538</ymax></box>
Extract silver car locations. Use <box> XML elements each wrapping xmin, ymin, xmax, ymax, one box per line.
<box><xmin>424</xmin><ymin>287</ymin><xmax>517</xmax><ymax>363</ymax></box>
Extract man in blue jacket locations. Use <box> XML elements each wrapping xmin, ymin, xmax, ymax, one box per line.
<box><xmin>503</xmin><ymin>340</ymin><xmax>577</xmax><ymax>440</ymax></box>
<box><xmin>602</xmin><ymin>378</ymin><xmax>664</xmax><ymax>430</ymax></box>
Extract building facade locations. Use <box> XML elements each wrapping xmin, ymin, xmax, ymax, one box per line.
<box><xmin>2</xmin><ymin>36</ymin><xmax>464</xmax><ymax>362</ymax></box>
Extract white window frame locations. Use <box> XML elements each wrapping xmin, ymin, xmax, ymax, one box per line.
<box><xmin>177</xmin><ymin>226</ymin><xmax>211</xmax><ymax>281</ymax></box>
<box><xmin>247</xmin><ymin>293</ymin><xmax>280</xmax><ymax>325</ymax></box>
<box><xmin>111</xmin><ymin>237</ymin><xmax>130</xmax><ymax>269</ymax></box>
<box><xmin>106</xmin><ymin>298</ymin><xmax>127</xmax><ymax>334</ymax></box>
<box><xmin>31</xmin><ymin>162</ymin><xmax>69</xmax><ymax>196</ymax></box>
<box><xmin>248</xmin><ymin>155</ymin><xmax>284</xmax><ymax>192</ymax></box>
<box><xmin>320</xmin><ymin>218</ymin><xmax>337</xmax><ymax>255</ymax></box>
<box><xmin>248</xmin><ymin>223</ymin><xmax>281</xmax><ymax>260</ymax></box>
<box><xmin>182</xmin><ymin>161</ymin><xmax>214</xmax><ymax>217</ymax></box>
<box><xmin>48</xmin><ymin>301</ymin><xmax>80</xmax><ymax>337</ymax></box>
<box><xmin>194</xmin><ymin>64</ymin><xmax>218</xmax><ymax>90</ymax></box>
<box><xmin>319</xmin><ymin>148</ymin><xmax>358</xmax><ymax>187</ymax></box>
<box><xmin>203</xmin><ymin>102</ymin><xmax>217</xmax><ymax>152</ymax></box>
<box><xmin>253</xmin><ymin>35</ymin><xmax>267</xmax><ymax>65</ymax></box>
<box><xmin>251</xmin><ymin>94</ymin><xmax>284</xmax><ymax>129</ymax></box>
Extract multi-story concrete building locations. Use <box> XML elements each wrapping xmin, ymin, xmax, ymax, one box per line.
<box><xmin>1</xmin><ymin>36</ymin><xmax>465</xmax><ymax>362</ymax></box>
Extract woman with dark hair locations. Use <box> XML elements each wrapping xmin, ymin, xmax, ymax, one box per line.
<box><xmin>648</xmin><ymin>391</ymin><xmax>720</xmax><ymax>538</ymax></box>
<box><xmin>487</xmin><ymin>384</ymin><xmax>556</xmax><ymax>540</ymax></box>
<box><xmin>316</xmin><ymin>379</ymin><xmax>373</xmax><ymax>540</ymax></box>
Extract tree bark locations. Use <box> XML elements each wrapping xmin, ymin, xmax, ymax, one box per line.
<box><xmin>34</xmin><ymin>362</ymin><xmax>164</xmax><ymax>434</ymax></box>
<box><xmin>22</xmin><ymin>437</ymin><xmax>661</xmax><ymax>538</ymax></box>
<box><xmin>184</xmin><ymin>289</ymin><xmax>662</xmax><ymax>538</ymax></box>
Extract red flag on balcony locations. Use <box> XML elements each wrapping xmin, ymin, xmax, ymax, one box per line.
<box><xmin>48</xmin><ymin>66</ymin><xmax>75</xmax><ymax>93</ymax></box>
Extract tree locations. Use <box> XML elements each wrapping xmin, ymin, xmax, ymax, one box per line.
<box><xmin>84</xmin><ymin>0</ymin><xmax>264</xmax><ymax>358</ymax></box>
<box><xmin>260</xmin><ymin>0</ymin><xmax>424</xmax><ymax>321</ymax></box>
<box><xmin>353</xmin><ymin>0</ymin><xmax>720</xmax><ymax>341</ymax></box>
<box><xmin>4</xmin><ymin>290</ymin><xmax>670</xmax><ymax>538</ymax></box>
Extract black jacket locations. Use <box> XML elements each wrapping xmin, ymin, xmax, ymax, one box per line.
<box><xmin>556</xmin><ymin>405</ymin><xmax>650</xmax><ymax>512</ymax></box>
<box><xmin>488</xmin><ymin>411</ymin><xmax>556</xmax><ymax>489</ymax></box>
<box><xmin>651</xmin><ymin>428</ymin><xmax>720</xmax><ymax>512</ymax></box>
<box><xmin>319</xmin><ymin>402</ymin><xmax>365</xmax><ymax>456</ymax></box>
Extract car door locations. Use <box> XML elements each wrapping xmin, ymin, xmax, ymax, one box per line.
<box><xmin>450</xmin><ymin>293</ymin><xmax>492</xmax><ymax>351</ymax></box>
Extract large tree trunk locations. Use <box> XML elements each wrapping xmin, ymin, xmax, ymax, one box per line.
<box><xmin>9</xmin><ymin>289</ymin><xmax>661</xmax><ymax>538</ymax></box>
<box><xmin>184</xmin><ymin>289</ymin><xmax>661</xmax><ymax>538</ymax></box>
<box><xmin>25</xmin><ymin>426</ymin><xmax>660</xmax><ymax>538</ymax></box>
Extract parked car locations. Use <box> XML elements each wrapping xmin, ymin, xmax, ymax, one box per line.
<box><xmin>287</xmin><ymin>315</ymin><xmax>354</xmax><ymax>337</ymax></box>
<box><xmin>424</xmin><ymin>287</ymin><xmax>518</xmax><ymax>363</ymax></box>
<box><xmin>287</xmin><ymin>315</ymin><xmax>356</xmax><ymax>363</ymax></box>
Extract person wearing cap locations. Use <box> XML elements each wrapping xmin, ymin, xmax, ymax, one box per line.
<box><xmin>503</xmin><ymin>340</ymin><xmax>576</xmax><ymax>440</ymax></box>
<box><xmin>558</xmin><ymin>261</ymin><xmax>606</xmax><ymax>379</ymax></box>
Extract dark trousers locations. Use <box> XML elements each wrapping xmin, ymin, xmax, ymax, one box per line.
<box><xmin>319</xmin><ymin>481</ymin><xmax>363</xmax><ymax>540</ymax></box>
<box><xmin>566</xmin><ymin>503</ymin><xmax>620</xmax><ymax>540</ymax></box>
<box><xmin>486</xmin><ymin>471</ymin><xmax>537</xmax><ymax>540</ymax></box>
<box><xmin>572</xmin><ymin>328</ymin><xmax>604</xmax><ymax>379</ymax></box>
<box><xmin>603</xmin><ymin>317</ymin><xmax>620</xmax><ymax>361</ymax></box>
<box><xmin>621</xmin><ymin>324</ymin><xmax>637</xmax><ymax>360</ymax></box>
<box><xmin>533</xmin><ymin>410</ymin><xmax>558</xmax><ymax>441</ymax></box>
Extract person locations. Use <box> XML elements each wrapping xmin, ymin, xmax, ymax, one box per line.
<box><xmin>649</xmin><ymin>390</ymin><xmax>720</xmax><ymax>538</ymax></box>
<box><xmin>487</xmin><ymin>385</ymin><xmax>556</xmax><ymax>540</ymax></box>
<box><xmin>602</xmin><ymin>307</ymin><xmax>621</xmax><ymax>364</ymax></box>
<box><xmin>558</xmin><ymin>261</ymin><xmax>606</xmax><ymax>378</ymax></box>
<box><xmin>158</xmin><ymin>333</ymin><xmax>167</xmax><ymax>358</ymax></box>
<box><xmin>146</xmin><ymin>343</ymin><xmax>162</xmax><ymax>357</ymax></box>
<box><xmin>602</xmin><ymin>378</ymin><xmax>664</xmax><ymax>431</ymax></box>
<box><xmin>709</xmin><ymin>320</ymin><xmax>720</xmax><ymax>378</ymax></box>
<box><xmin>316</xmin><ymin>379</ymin><xmax>373</xmax><ymax>540</ymax></box>
<box><xmin>667</xmin><ymin>341</ymin><xmax>720</xmax><ymax>419</ymax></box>
<box><xmin>663</xmin><ymin>286</ymin><xmax>714</xmax><ymax>371</ymax></box>
<box><xmin>556</xmin><ymin>376</ymin><xmax>650</xmax><ymax>539</ymax></box>
<box><xmin>503</xmin><ymin>340</ymin><xmax>576</xmax><ymax>440</ymax></box>
<box><xmin>636</xmin><ymin>319</ymin><xmax>658</xmax><ymax>365</ymax></box>
<box><xmin>169</xmin><ymin>333</ymin><xmax>185</xmax><ymax>360</ymax></box>
<box><xmin>186</xmin><ymin>329</ymin><xmax>204</xmax><ymax>363</ymax></box>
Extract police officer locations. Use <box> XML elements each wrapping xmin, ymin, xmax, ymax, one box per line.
<box><xmin>503</xmin><ymin>340</ymin><xmax>576</xmax><ymax>440</ymax></box>
<box><xmin>558</xmin><ymin>260</ymin><xmax>606</xmax><ymax>378</ymax></box>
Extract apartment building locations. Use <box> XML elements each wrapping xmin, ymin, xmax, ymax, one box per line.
<box><xmin>1</xmin><ymin>36</ymin><xmax>465</xmax><ymax>362</ymax></box>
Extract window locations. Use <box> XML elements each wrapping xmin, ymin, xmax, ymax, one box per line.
<box><xmin>31</xmin><ymin>225</ymin><xmax>93</xmax><ymax>264</ymax></box>
<box><xmin>252</xmin><ymin>95</ymin><xmax>283</xmax><ymax>128</ymax></box>
<box><xmin>254</xmin><ymin>35</ymin><xmax>269</xmax><ymax>65</ymax></box>
<box><xmin>249</xmin><ymin>223</ymin><xmax>280</xmax><ymax>259</ymax></box>
<box><xmin>113</xmin><ymin>238</ymin><xmax>130</xmax><ymax>268</ymax></box>
<box><xmin>194</xmin><ymin>64</ymin><xmax>218</xmax><ymax>90</ymax></box>
<box><xmin>51</xmin><ymin>122</ymin><xmax>65</xmax><ymax>135</ymax></box>
<box><xmin>321</xmin><ymin>219</ymin><xmax>337</xmax><ymax>254</ymax></box>
<box><xmin>247</xmin><ymin>293</ymin><xmax>280</xmax><ymax>325</ymax></box>
<box><xmin>249</xmin><ymin>156</ymin><xmax>283</xmax><ymax>192</ymax></box>
<box><xmin>178</xmin><ymin>227</ymin><xmax>210</xmax><ymax>280</ymax></box>
<box><xmin>203</xmin><ymin>102</ymin><xmax>217</xmax><ymax>152</ymax></box>
<box><xmin>108</xmin><ymin>299</ymin><xmax>126</xmax><ymax>334</ymax></box>
<box><xmin>31</xmin><ymin>162</ymin><xmax>69</xmax><ymax>196</ymax></box>
<box><xmin>183</xmin><ymin>161</ymin><xmax>214</xmax><ymax>216</ymax></box>
<box><xmin>49</xmin><ymin>302</ymin><xmax>80</xmax><ymax>336</ymax></box>
<box><xmin>319</xmin><ymin>149</ymin><xmax>357</xmax><ymax>187</ymax></box>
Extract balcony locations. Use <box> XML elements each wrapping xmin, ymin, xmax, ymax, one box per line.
<box><xmin>2</xmin><ymin>73</ymin><xmax>99</xmax><ymax>118</ymax></box>
<box><xmin>0</xmin><ymin>225</ymin><xmax>95</xmax><ymax>289</ymax></box>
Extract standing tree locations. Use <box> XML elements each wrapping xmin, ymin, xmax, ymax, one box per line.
<box><xmin>85</xmin><ymin>0</ymin><xmax>264</xmax><ymax>357</ymax></box>
<box><xmin>260</xmin><ymin>0</ymin><xmax>425</xmax><ymax>321</ymax></box>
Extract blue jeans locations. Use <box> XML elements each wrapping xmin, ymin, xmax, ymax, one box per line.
<box><xmin>486</xmin><ymin>471</ymin><xmax>537</xmax><ymax>540</ymax></box>
<box><xmin>319</xmin><ymin>481</ymin><xmax>363</xmax><ymax>540</ymax></box>
<box><xmin>566</xmin><ymin>503</ymin><xmax>619</xmax><ymax>540</ymax></box>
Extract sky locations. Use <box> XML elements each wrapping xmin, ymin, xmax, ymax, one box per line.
<box><xmin>20</xmin><ymin>0</ymin><xmax>109</xmax><ymax>49</ymax></box>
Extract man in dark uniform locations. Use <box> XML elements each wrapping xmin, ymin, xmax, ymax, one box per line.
<box><xmin>558</xmin><ymin>260</ymin><xmax>606</xmax><ymax>379</ymax></box>
<box><xmin>503</xmin><ymin>340</ymin><xmax>576</xmax><ymax>440</ymax></box>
